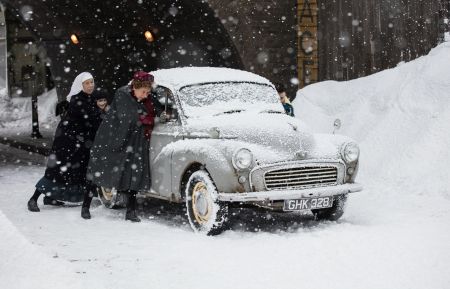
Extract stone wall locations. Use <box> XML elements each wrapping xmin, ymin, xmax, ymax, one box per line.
<box><xmin>316</xmin><ymin>0</ymin><xmax>443</xmax><ymax>81</ymax></box>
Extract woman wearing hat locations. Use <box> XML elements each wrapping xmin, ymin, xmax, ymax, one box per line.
<box><xmin>27</xmin><ymin>72</ymin><xmax>104</xmax><ymax>211</ymax></box>
<box><xmin>84</xmin><ymin>71</ymin><xmax>164</xmax><ymax>222</ymax></box>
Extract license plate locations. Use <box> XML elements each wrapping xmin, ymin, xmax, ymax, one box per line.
<box><xmin>283</xmin><ymin>197</ymin><xmax>333</xmax><ymax>211</ymax></box>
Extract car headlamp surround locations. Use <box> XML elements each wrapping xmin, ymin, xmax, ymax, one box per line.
<box><xmin>232</xmin><ymin>148</ymin><xmax>253</xmax><ymax>170</ymax></box>
<box><xmin>341</xmin><ymin>142</ymin><xmax>360</xmax><ymax>163</ymax></box>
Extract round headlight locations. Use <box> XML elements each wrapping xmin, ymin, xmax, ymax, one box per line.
<box><xmin>232</xmin><ymin>148</ymin><xmax>253</xmax><ymax>170</ymax></box>
<box><xmin>341</xmin><ymin>142</ymin><xmax>360</xmax><ymax>163</ymax></box>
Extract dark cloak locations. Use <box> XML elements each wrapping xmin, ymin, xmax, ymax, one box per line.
<box><xmin>87</xmin><ymin>85</ymin><xmax>163</xmax><ymax>192</ymax></box>
<box><xmin>37</xmin><ymin>91</ymin><xmax>102</xmax><ymax>201</ymax></box>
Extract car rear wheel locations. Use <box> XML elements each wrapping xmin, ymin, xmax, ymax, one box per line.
<box><xmin>185</xmin><ymin>170</ymin><xmax>229</xmax><ymax>235</ymax></box>
<box><xmin>98</xmin><ymin>187</ymin><xmax>126</xmax><ymax>209</ymax></box>
<box><xmin>312</xmin><ymin>194</ymin><xmax>347</xmax><ymax>221</ymax></box>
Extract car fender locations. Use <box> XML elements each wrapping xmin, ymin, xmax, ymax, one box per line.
<box><xmin>154</xmin><ymin>139</ymin><xmax>243</xmax><ymax>201</ymax></box>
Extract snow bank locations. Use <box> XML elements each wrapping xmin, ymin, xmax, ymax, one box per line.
<box><xmin>0</xmin><ymin>210</ymin><xmax>83</xmax><ymax>289</ymax></box>
<box><xmin>293</xmin><ymin>42</ymin><xmax>450</xmax><ymax>199</ymax></box>
<box><xmin>0</xmin><ymin>89</ymin><xmax>59</xmax><ymax>132</ymax></box>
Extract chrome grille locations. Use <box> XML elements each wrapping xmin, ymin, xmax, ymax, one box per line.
<box><xmin>264</xmin><ymin>166</ymin><xmax>338</xmax><ymax>190</ymax></box>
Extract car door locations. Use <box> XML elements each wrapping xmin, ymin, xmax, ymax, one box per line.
<box><xmin>150</xmin><ymin>86</ymin><xmax>183</xmax><ymax>199</ymax></box>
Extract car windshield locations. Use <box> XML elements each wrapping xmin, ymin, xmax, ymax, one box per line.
<box><xmin>178</xmin><ymin>82</ymin><xmax>283</xmax><ymax>118</ymax></box>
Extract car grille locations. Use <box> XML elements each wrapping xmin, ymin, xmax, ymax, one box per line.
<box><xmin>264</xmin><ymin>166</ymin><xmax>338</xmax><ymax>190</ymax></box>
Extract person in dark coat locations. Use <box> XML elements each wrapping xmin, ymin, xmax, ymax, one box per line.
<box><xmin>275</xmin><ymin>83</ymin><xmax>295</xmax><ymax>117</ymax></box>
<box><xmin>27</xmin><ymin>72</ymin><xmax>103</xmax><ymax>212</ymax></box>
<box><xmin>83</xmin><ymin>71</ymin><xmax>164</xmax><ymax>222</ymax></box>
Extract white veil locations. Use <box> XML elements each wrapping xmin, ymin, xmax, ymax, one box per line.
<box><xmin>66</xmin><ymin>72</ymin><xmax>94</xmax><ymax>101</ymax></box>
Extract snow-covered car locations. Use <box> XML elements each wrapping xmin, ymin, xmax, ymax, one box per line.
<box><xmin>98</xmin><ymin>67</ymin><xmax>362</xmax><ymax>235</ymax></box>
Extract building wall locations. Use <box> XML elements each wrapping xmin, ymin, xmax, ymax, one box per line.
<box><xmin>313</xmin><ymin>0</ymin><xmax>443</xmax><ymax>82</ymax></box>
<box><xmin>1</xmin><ymin>0</ymin><xmax>447</xmax><ymax>100</ymax></box>
<box><xmin>1</xmin><ymin>0</ymin><xmax>244</xmax><ymax>101</ymax></box>
<box><xmin>207</xmin><ymin>0</ymin><xmax>298</xmax><ymax>96</ymax></box>
<box><xmin>210</xmin><ymin>0</ymin><xmax>445</xmax><ymax>93</ymax></box>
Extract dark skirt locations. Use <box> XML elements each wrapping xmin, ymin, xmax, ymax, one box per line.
<box><xmin>35</xmin><ymin>177</ymin><xmax>97</xmax><ymax>203</ymax></box>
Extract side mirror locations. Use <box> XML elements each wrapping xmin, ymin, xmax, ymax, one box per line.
<box><xmin>333</xmin><ymin>118</ymin><xmax>341</xmax><ymax>134</ymax></box>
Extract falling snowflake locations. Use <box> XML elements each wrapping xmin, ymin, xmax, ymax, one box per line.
<box><xmin>20</xmin><ymin>6</ymin><xmax>33</xmax><ymax>21</ymax></box>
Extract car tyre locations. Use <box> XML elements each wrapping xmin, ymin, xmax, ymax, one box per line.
<box><xmin>185</xmin><ymin>170</ymin><xmax>229</xmax><ymax>236</ymax></box>
<box><xmin>312</xmin><ymin>194</ymin><xmax>347</xmax><ymax>221</ymax></box>
<box><xmin>98</xmin><ymin>187</ymin><xmax>126</xmax><ymax>209</ymax></box>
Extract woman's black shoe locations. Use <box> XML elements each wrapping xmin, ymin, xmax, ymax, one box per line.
<box><xmin>43</xmin><ymin>196</ymin><xmax>65</xmax><ymax>206</ymax></box>
<box><xmin>125</xmin><ymin>191</ymin><xmax>140</xmax><ymax>222</ymax></box>
<box><xmin>125</xmin><ymin>210</ymin><xmax>141</xmax><ymax>222</ymax></box>
<box><xmin>81</xmin><ymin>207</ymin><xmax>91</xmax><ymax>219</ymax></box>
<box><xmin>27</xmin><ymin>198</ymin><xmax>40</xmax><ymax>212</ymax></box>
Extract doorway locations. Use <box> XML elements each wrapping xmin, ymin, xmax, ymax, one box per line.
<box><xmin>4</xmin><ymin>6</ymin><xmax>54</xmax><ymax>99</ymax></box>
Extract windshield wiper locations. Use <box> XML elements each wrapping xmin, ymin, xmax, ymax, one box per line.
<box><xmin>213</xmin><ymin>109</ymin><xmax>245</xmax><ymax>116</ymax></box>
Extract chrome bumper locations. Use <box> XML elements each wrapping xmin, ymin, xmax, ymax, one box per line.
<box><xmin>218</xmin><ymin>183</ymin><xmax>363</xmax><ymax>202</ymax></box>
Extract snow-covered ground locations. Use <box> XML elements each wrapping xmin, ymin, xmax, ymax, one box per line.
<box><xmin>1</xmin><ymin>42</ymin><xmax>450</xmax><ymax>289</ymax></box>
<box><xmin>0</xmin><ymin>89</ymin><xmax>58</xmax><ymax>135</ymax></box>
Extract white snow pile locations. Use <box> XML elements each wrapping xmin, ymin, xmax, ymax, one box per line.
<box><xmin>0</xmin><ymin>210</ymin><xmax>83</xmax><ymax>289</ymax></box>
<box><xmin>0</xmin><ymin>89</ymin><xmax>58</xmax><ymax>132</ymax></box>
<box><xmin>293</xmin><ymin>41</ymin><xmax>450</xmax><ymax>199</ymax></box>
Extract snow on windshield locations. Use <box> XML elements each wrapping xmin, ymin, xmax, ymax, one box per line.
<box><xmin>178</xmin><ymin>82</ymin><xmax>282</xmax><ymax>118</ymax></box>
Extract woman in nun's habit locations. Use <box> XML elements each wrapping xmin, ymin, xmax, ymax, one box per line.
<box><xmin>27</xmin><ymin>72</ymin><xmax>103</xmax><ymax>212</ymax></box>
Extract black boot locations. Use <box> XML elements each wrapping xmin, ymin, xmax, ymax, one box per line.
<box><xmin>81</xmin><ymin>207</ymin><xmax>91</xmax><ymax>219</ymax></box>
<box><xmin>81</xmin><ymin>187</ymin><xmax>94</xmax><ymax>220</ymax></box>
<box><xmin>27</xmin><ymin>198</ymin><xmax>40</xmax><ymax>212</ymax></box>
<box><xmin>125</xmin><ymin>191</ymin><xmax>141</xmax><ymax>222</ymax></box>
<box><xmin>125</xmin><ymin>210</ymin><xmax>141</xmax><ymax>222</ymax></box>
<box><xmin>43</xmin><ymin>196</ymin><xmax>64</xmax><ymax>206</ymax></box>
<box><xmin>27</xmin><ymin>190</ymin><xmax>41</xmax><ymax>212</ymax></box>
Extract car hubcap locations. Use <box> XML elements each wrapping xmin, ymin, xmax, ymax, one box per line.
<box><xmin>192</xmin><ymin>182</ymin><xmax>212</xmax><ymax>224</ymax></box>
<box><xmin>101</xmin><ymin>187</ymin><xmax>114</xmax><ymax>201</ymax></box>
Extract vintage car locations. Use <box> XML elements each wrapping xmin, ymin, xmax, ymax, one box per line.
<box><xmin>98</xmin><ymin>67</ymin><xmax>362</xmax><ymax>235</ymax></box>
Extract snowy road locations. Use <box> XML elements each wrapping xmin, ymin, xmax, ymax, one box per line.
<box><xmin>2</xmin><ymin>43</ymin><xmax>450</xmax><ymax>289</ymax></box>
<box><xmin>1</xmin><ymin>144</ymin><xmax>449</xmax><ymax>289</ymax></box>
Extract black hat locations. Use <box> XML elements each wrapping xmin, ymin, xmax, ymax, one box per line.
<box><xmin>274</xmin><ymin>82</ymin><xmax>286</xmax><ymax>93</ymax></box>
<box><xmin>92</xmin><ymin>89</ymin><xmax>108</xmax><ymax>101</ymax></box>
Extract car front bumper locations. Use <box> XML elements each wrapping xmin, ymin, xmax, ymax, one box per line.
<box><xmin>218</xmin><ymin>183</ymin><xmax>363</xmax><ymax>202</ymax></box>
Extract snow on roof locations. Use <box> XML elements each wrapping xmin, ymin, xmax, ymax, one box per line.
<box><xmin>151</xmin><ymin>67</ymin><xmax>274</xmax><ymax>91</ymax></box>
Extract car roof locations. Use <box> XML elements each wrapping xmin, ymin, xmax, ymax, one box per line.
<box><xmin>151</xmin><ymin>67</ymin><xmax>274</xmax><ymax>91</ymax></box>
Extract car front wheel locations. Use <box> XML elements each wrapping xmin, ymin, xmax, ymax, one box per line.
<box><xmin>312</xmin><ymin>194</ymin><xmax>347</xmax><ymax>221</ymax></box>
<box><xmin>185</xmin><ymin>170</ymin><xmax>229</xmax><ymax>235</ymax></box>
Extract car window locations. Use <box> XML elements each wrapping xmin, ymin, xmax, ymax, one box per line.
<box><xmin>153</xmin><ymin>86</ymin><xmax>179</xmax><ymax>121</ymax></box>
<box><xmin>154</xmin><ymin>86</ymin><xmax>173</xmax><ymax>106</ymax></box>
